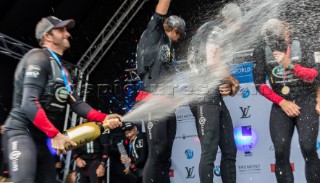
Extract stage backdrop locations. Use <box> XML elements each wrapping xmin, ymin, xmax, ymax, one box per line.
<box><xmin>170</xmin><ymin>62</ymin><xmax>320</xmax><ymax>183</ymax></box>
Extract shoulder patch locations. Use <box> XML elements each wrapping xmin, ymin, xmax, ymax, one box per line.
<box><xmin>25</xmin><ymin>65</ymin><xmax>41</xmax><ymax>78</ymax></box>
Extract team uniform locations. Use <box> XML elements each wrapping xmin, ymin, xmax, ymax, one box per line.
<box><xmin>253</xmin><ymin>37</ymin><xmax>320</xmax><ymax>183</ymax></box>
<box><xmin>188</xmin><ymin>21</ymin><xmax>237</xmax><ymax>183</ymax></box>
<box><xmin>3</xmin><ymin>48</ymin><xmax>108</xmax><ymax>183</ymax></box>
<box><xmin>136</xmin><ymin>12</ymin><xmax>177</xmax><ymax>183</ymax></box>
<box><xmin>124</xmin><ymin>132</ymin><xmax>148</xmax><ymax>183</ymax></box>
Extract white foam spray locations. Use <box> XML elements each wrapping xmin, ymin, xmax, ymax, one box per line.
<box><xmin>122</xmin><ymin>0</ymin><xmax>316</xmax><ymax>122</ymax></box>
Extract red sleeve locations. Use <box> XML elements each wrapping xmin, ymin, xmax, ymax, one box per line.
<box><xmin>21</xmin><ymin>51</ymin><xmax>60</xmax><ymax>138</ymax></box>
<box><xmin>87</xmin><ymin>109</ymin><xmax>107</xmax><ymax>122</ymax></box>
<box><xmin>135</xmin><ymin>91</ymin><xmax>152</xmax><ymax>102</ymax></box>
<box><xmin>292</xmin><ymin>64</ymin><xmax>318</xmax><ymax>82</ymax></box>
<box><xmin>101</xmin><ymin>154</ymin><xmax>109</xmax><ymax>165</ymax></box>
<box><xmin>33</xmin><ymin>109</ymin><xmax>59</xmax><ymax>138</ymax></box>
<box><xmin>102</xmin><ymin>154</ymin><xmax>109</xmax><ymax>159</ymax></box>
<box><xmin>259</xmin><ymin>84</ymin><xmax>284</xmax><ymax>105</ymax></box>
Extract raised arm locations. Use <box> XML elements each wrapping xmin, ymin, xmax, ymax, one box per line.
<box><xmin>155</xmin><ymin>0</ymin><xmax>171</xmax><ymax>15</ymax></box>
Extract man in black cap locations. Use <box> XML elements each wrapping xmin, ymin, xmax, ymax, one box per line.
<box><xmin>135</xmin><ymin>0</ymin><xmax>185</xmax><ymax>182</ymax></box>
<box><xmin>120</xmin><ymin>122</ymin><xmax>147</xmax><ymax>183</ymax></box>
<box><xmin>2</xmin><ymin>16</ymin><xmax>122</xmax><ymax>183</ymax></box>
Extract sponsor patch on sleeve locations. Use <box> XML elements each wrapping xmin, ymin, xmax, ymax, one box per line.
<box><xmin>25</xmin><ymin>65</ymin><xmax>41</xmax><ymax>78</ymax></box>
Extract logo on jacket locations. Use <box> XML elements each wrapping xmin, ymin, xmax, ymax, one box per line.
<box><xmin>272</xmin><ymin>66</ymin><xmax>294</xmax><ymax>79</ymax></box>
<box><xmin>147</xmin><ymin>122</ymin><xmax>153</xmax><ymax>140</ymax></box>
<box><xmin>136</xmin><ymin>139</ymin><xmax>144</xmax><ymax>148</ymax></box>
<box><xmin>26</xmin><ymin>65</ymin><xmax>41</xmax><ymax>78</ymax></box>
<box><xmin>159</xmin><ymin>44</ymin><xmax>171</xmax><ymax>63</ymax></box>
<box><xmin>55</xmin><ymin>87</ymin><xmax>68</xmax><ymax>103</ymax></box>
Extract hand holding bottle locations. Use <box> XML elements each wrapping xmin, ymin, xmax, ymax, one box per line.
<box><xmin>103</xmin><ymin>113</ymin><xmax>122</xmax><ymax>129</ymax></box>
<box><xmin>62</xmin><ymin>113</ymin><xmax>122</xmax><ymax>151</ymax></box>
<box><xmin>51</xmin><ymin>133</ymin><xmax>77</xmax><ymax>155</ymax></box>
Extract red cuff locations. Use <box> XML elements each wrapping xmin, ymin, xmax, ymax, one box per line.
<box><xmin>73</xmin><ymin>154</ymin><xmax>80</xmax><ymax>160</ymax></box>
<box><xmin>33</xmin><ymin>109</ymin><xmax>59</xmax><ymax>138</ymax></box>
<box><xmin>135</xmin><ymin>91</ymin><xmax>152</xmax><ymax>102</ymax></box>
<box><xmin>102</xmin><ymin>155</ymin><xmax>109</xmax><ymax>159</ymax></box>
<box><xmin>259</xmin><ymin>84</ymin><xmax>284</xmax><ymax>105</ymax></box>
<box><xmin>292</xmin><ymin>64</ymin><xmax>318</xmax><ymax>82</ymax></box>
<box><xmin>130</xmin><ymin>164</ymin><xmax>137</xmax><ymax>170</ymax></box>
<box><xmin>87</xmin><ymin>109</ymin><xmax>107</xmax><ymax>122</ymax></box>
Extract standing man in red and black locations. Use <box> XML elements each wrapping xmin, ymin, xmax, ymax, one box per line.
<box><xmin>135</xmin><ymin>0</ymin><xmax>185</xmax><ymax>182</ymax></box>
<box><xmin>253</xmin><ymin>18</ymin><xmax>320</xmax><ymax>183</ymax></box>
<box><xmin>2</xmin><ymin>16</ymin><xmax>122</xmax><ymax>183</ymax></box>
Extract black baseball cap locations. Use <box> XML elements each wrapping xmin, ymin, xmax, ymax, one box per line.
<box><xmin>35</xmin><ymin>16</ymin><xmax>75</xmax><ymax>41</ymax></box>
<box><xmin>122</xmin><ymin>122</ymin><xmax>135</xmax><ymax>132</ymax></box>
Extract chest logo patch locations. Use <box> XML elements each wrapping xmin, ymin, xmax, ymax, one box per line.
<box><xmin>136</xmin><ymin>139</ymin><xmax>144</xmax><ymax>148</ymax></box>
<box><xmin>55</xmin><ymin>86</ymin><xmax>68</xmax><ymax>103</ymax></box>
<box><xmin>271</xmin><ymin>66</ymin><xmax>294</xmax><ymax>79</ymax></box>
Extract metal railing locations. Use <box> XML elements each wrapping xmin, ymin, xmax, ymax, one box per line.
<box><xmin>76</xmin><ymin>0</ymin><xmax>148</xmax><ymax>75</ymax></box>
<box><xmin>0</xmin><ymin>33</ymin><xmax>33</xmax><ymax>60</ymax></box>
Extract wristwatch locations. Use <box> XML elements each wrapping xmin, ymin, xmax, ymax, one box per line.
<box><xmin>100</xmin><ymin>162</ymin><xmax>106</xmax><ymax>166</ymax></box>
<box><xmin>287</xmin><ymin>63</ymin><xmax>295</xmax><ymax>70</ymax></box>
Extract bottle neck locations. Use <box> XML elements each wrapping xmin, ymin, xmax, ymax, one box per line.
<box><xmin>99</xmin><ymin>122</ymin><xmax>106</xmax><ymax>132</ymax></box>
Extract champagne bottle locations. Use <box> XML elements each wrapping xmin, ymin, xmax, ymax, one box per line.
<box><xmin>63</xmin><ymin>122</ymin><xmax>108</xmax><ymax>151</ymax></box>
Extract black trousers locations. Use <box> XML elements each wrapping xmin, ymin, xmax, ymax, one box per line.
<box><xmin>76</xmin><ymin>159</ymin><xmax>104</xmax><ymax>183</ymax></box>
<box><xmin>3</xmin><ymin>130</ymin><xmax>56</xmax><ymax>183</ymax></box>
<box><xmin>270</xmin><ymin>96</ymin><xmax>320</xmax><ymax>183</ymax></box>
<box><xmin>143</xmin><ymin>114</ymin><xmax>176</xmax><ymax>183</ymax></box>
<box><xmin>0</xmin><ymin>135</ymin><xmax>9</xmax><ymax>179</ymax></box>
<box><xmin>191</xmin><ymin>100</ymin><xmax>237</xmax><ymax>183</ymax></box>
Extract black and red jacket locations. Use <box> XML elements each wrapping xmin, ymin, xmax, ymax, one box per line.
<box><xmin>135</xmin><ymin>13</ymin><xmax>177</xmax><ymax>101</ymax></box>
<box><xmin>124</xmin><ymin>133</ymin><xmax>148</xmax><ymax>172</ymax></box>
<box><xmin>4</xmin><ymin>48</ymin><xmax>107</xmax><ymax>138</ymax></box>
<box><xmin>253</xmin><ymin>37</ymin><xmax>319</xmax><ymax>104</ymax></box>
